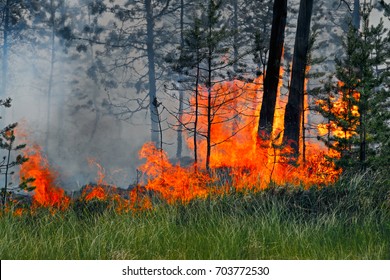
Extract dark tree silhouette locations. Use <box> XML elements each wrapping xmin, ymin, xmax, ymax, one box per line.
<box><xmin>258</xmin><ymin>0</ymin><xmax>287</xmax><ymax>140</ymax></box>
<box><xmin>283</xmin><ymin>0</ymin><xmax>314</xmax><ymax>156</ymax></box>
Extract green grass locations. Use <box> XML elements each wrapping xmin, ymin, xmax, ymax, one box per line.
<box><xmin>0</xmin><ymin>170</ymin><xmax>389</xmax><ymax>259</ymax></box>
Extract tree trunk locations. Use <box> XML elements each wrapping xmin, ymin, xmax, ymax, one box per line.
<box><xmin>258</xmin><ymin>0</ymin><xmax>287</xmax><ymax>140</ymax></box>
<box><xmin>2</xmin><ymin>0</ymin><xmax>10</xmax><ymax>99</ymax></box>
<box><xmin>194</xmin><ymin>62</ymin><xmax>200</xmax><ymax>168</ymax></box>
<box><xmin>87</xmin><ymin>6</ymin><xmax>101</xmax><ymax>144</ymax></box>
<box><xmin>206</xmin><ymin>10</ymin><xmax>213</xmax><ymax>172</ymax></box>
<box><xmin>353</xmin><ymin>0</ymin><xmax>360</xmax><ymax>30</ymax></box>
<box><xmin>231</xmin><ymin>0</ymin><xmax>240</xmax><ymax>133</ymax></box>
<box><xmin>45</xmin><ymin>1</ymin><xmax>56</xmax><ymax>157</ymax></box>
<box><xmin>176</xmin><ymin>0</ymin><xmax>185</xmax><ymax>158</ymax></box>
<box><xmin>232</xmin><ymin>0</ymin><xmax>239</xmax><ymax>73</ymax></box>
<box><xmin>2</xmin><ymin>142</ymin><xmax>12</xmax><ymax>210</ymax></box>
<box><xmin>206</xmin><ymin>51</ymin><xmax>212</xmax><ymax>172</ymax></box>
<box><xmin>145</xmin><ymin>0</ymin><xmax>160</xmax><ymax>146</ymax></box>
<box><xmin>283</xmin><ymin>0</ymin><xmax>313</xmax><ymax>156</ymax></box>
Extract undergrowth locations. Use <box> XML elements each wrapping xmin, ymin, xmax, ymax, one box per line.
<box><xmin>0</xmin><ymin>170</ymin><xmax>389</xmax><ymax>259</ymax></box>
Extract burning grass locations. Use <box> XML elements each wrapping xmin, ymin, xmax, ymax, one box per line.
<box><xmin>0</xmin><ymin>170</ymin><xmax>389</xmax><ymax>260</ymax></box>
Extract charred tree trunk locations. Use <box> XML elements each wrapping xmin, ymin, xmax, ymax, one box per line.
<box><xmin>258</xmin><ymin>0</ymin><xmax>287</xmax><ymax>140</ymax></box>
<box><xmin>176</xmin><ymin>0</ymin><xmax>185</xmax><ymax>159</ymax></box>
<box><xmin>282</xmin><ymin>0</ymin><xmax>313</xmax><ymax>157</ymax></box>
<box><xmin>145</xmin><ymin>0</ymin><xmax>160</xmax><ymax>146</ymax></box>
<box><xmin>206</xmin><ymin>46</ymin><xmax>212</xmax><ymax>172</ymax></box>
<box><xmin>194</xmin><ymin>62</ymin><xmax>200</xmax><ymax>168</ymax></box>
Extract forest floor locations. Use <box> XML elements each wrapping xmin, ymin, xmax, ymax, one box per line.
<box><xmin>0</xmin><ymin>171</ymin><xmax>389</xmax><ymax>259</ymax></box>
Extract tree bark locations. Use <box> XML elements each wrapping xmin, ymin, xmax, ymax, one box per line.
<box><xmin>145</xmin><ymin>0</ymin><xmax>160</xmax><ymax>146</ymax></box>
<box><xmin>282</xmin><ymin>0</ymin><xmax>313</xmax><ymax>156</ymax></box>
<box><xmin>258</xmin><ymin>0</ymin><xmax>287</xmax><ymax>140</ymax></box>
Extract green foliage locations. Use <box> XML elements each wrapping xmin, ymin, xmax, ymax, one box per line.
<box><xmin>176</xmin><ymin>0</ymin><xmax>234</xmax><ymax>78</ymax></box>
<box><xmin>317</xmin><ymin>8</ymin><xmax>390</xmax><ymax>171</ymax></box>
<box><xmin>0</xmin><ymin>100</ymin><xmax>34</xmax><ymax>210</ymax></box>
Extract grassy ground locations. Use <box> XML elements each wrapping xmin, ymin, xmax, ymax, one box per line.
<box><xmin>0</xmin><ymin>171</ymin><xmax>389</xmax><ymax>259</ymax></box>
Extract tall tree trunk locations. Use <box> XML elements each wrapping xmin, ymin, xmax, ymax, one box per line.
<box><xmin>205</xmin><ymin>8</ymin><xmax>213</xmax><ymax>172</ymax></box>
<box><xmin>194</xmin><ymin>62</ymin><xmax>200</xmax><ymax>168</ymax></box>
<box><xmin>282</xmin><ymin>0</ymin><xmax>313</xmax><ymax>156</ymax></box>
<box><xmin>258</xmin><ymin>0</ymin><xmax>287</xmax><ymax>140</ymax></box>
<box><xmin>145</xmin><ymin>0</ymin><xmax>160</xmax><ymax>146</ymax></box>
<box><xmin>353</xmin><ymin>0</ymin><xmax>360</xmax><ymax>30</ymax></box>
<box><xmin>2</xmin><ymin>0</ymin><xmax>10</xmax><ymax>99</ymax></box>
<box><xmin>231</xmin><ymin>0</ymin><xmax>240</xmax><ymax>133</ymax></box>
<box><xmin>232</xmin><ymin>0</ymin><xmax>239</xmax><ymax>73</ymax></box>
<box><xmin>87</xmin><ymin>7</ymin><xmax>101</xmax><ymax>143</ymax></box>
<box><xmin>176</xmin><ymin>0</ymin><xmax>185</xmax><ymax>158</ymax></box>
<box><xmin>45</xmin><ymin>2</ymin><xmax>56</xmax><ymax>157</ymax></box>
<box><xmin>206</xmin><ymin>48</ymin><xmax>212</xmax><ymax>172</ymax></box>
<box><xmin>57</xmin><ymin>0</ymin><xmax>68</xmax><ymax>157</ymax></box>
<box><xmin>359</xmin><ymin>3</ymin><xmax>367</xmax><ymax>169</ymax></box>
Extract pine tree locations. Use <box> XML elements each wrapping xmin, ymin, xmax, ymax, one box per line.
<box><xmin>317</xmin><ymin>5</ymin><xmax>389</xmax><ymax>171</ymax></box>
<box><xmin>0</xmin><ymin>99</ymin><xmax>33</xmax><ymax>210</ymax></box>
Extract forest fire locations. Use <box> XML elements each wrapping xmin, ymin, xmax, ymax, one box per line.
<box><xmin>138</xmin><ymin>75</ymin><xmax>342</xmax><ymax>202</ymax></box>
<box><xmin>20</xmin><ymin>145</ymin><xmax>70</xmax><ymax>210</ymax></box>
<box><xmin>317</xmin><ymin>81</ymin><xmax>360</xmax><ymax>140</ymax></box>
<box><xmin>139</xmin><ymin>143</ymin><xmax>209</xmax><ymax>203</ymax></box>
<box><xmin>9</xmin><ymin>72</ymin><xmax>344</xmax><ymax>214</ymax></box>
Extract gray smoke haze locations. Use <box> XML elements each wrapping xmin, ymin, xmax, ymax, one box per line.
<box><xmin>1</xmin><ymin>0</ymin><xmax>388</xmax><ymax>191</ymax></box>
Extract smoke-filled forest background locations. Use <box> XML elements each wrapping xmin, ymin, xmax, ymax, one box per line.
<box><xmin>0</xmin><ymin>0</ymin><xmax>388</xmax><ymax>209</ymax></box>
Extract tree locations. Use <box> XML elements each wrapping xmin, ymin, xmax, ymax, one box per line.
<box><xmin>166</xmin><ymin>0</ymin><xmax>256</xmax><ymax>171</ymax></box>
<box><xmin>283</xmin><ymin>0</ymin><xmax>314</xmax><ymax>157</ymax></box>
<box><xmin>77</xmin><ymin>0</ymin><xmax>175</xmax><ymax>146</ymax></box>
<box><xmin>35</xmin><ymin>0</ymin><xmax>68</xmax><ymax>156</ymax></box>
<box><xmin>379</xmin><ymin>0</ymin><xmax>390</xmax><ymax>16</ymax></box>
<box><xmin>166</xmin><ymin>13</ymin><xmax>203</xmax><ymax>165</ymax></box>
<box><xmin>0</xmin><ymin>1</ymin><xmax>40</xmax><ymax>99</ymax></box>
<box><xmin>317</xmin><ymin>5</ymin><xmax>390</xmax><ymax>170</ymax></box>
<box><xmin>175</xmin><ymin>0</ymin><xmax>186</xmax><ymax>159</ymax></box>
<box><xmin>0</xmin><ymin>99</ymin><xmax>33</xmax><ymax>210</ymax></box>
<box><xmin>257</xmin><ymin>0</ymin><xmax>287</xmax><ymax>140</ymax></box>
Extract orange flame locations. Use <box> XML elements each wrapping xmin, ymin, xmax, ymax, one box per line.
<box><xmin>81</xmin><ymin>159</ymin><xmax>152</xmax><ymax>212</ymax></box>
<box><xmin>20</xmin><ymin>145</ymin><xmax>70</xmax><ymax>210</ymax></box>
<box><xmin>11</xmin><ymin>66</ymin><xmax>345</xmax><ymax>212</ymax></box>
<box><xmin>137</xmin><ymin>72</ymin><xmax>341</xmax><ymax>203</ymax></box>
<box><xmin>84</xmin><ymin>186</ymin><xmax>107</xmax><ymax>201</ymax></box>
<box><xmin>139</xmin><ymin>143</ymin><xmax>209</xmax><ymax>204</ymax></box>
<box><xmin>317</xmin><ymin>81</ymin><xmax>360</xmax><ymax>143</ymax></box>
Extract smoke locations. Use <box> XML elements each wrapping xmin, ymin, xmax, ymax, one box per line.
<box><xmin>1</xmin><ymin>0</ymin><xmax>388</xmax><ymax>192</ymax></box>
<box><xmin>1</xmin><ymin>17</ymin><xmax>152</xmax><ymax>191</ymax></box>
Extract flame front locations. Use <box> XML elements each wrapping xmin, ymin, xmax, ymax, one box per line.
<box><xmin>138</xmin><ymin>73</ymin><xmax>342</xmax><ymax>203</ymax></box>
<box><xmin>20</xmin><ymin>145</ymin><xmax>70</xmax><ymax>210</ymax></box>
<box><xmin>12</xmin><ymin>68</ymin><xmax>344</xmax><ymax>213</ymax></box>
